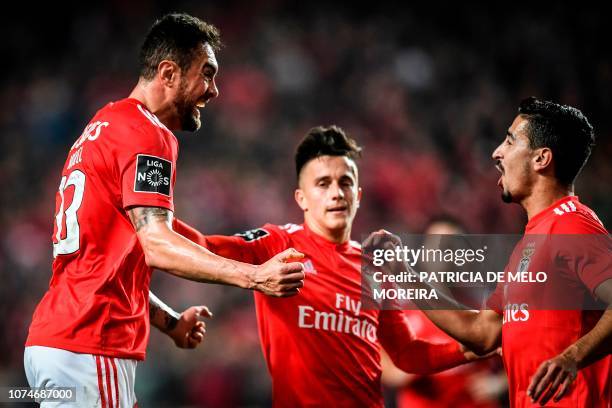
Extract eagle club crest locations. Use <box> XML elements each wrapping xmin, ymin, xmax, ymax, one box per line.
<box><xmin>303</xmin><ymin>259</ymin><xmax>317</xmax><ymax>274</ymax></box>
<box><xmin>517</xmin><ymin>242</ymin><xmax>536</xmax><ymax>273</ymax></box>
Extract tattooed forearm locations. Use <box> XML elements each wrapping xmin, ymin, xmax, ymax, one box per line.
<box><xmin>149</xmin><ymin>291</ymin><xmax>180</xmax><ymax>333</ymax></box>
<box><xmin>128</xmin><ymin>207</ymin><xmax>173</xmax><ymax>232</ymax></box>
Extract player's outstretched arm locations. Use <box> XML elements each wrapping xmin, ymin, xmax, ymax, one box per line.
<box><xmin>527</xmin><ymin>279</ymin><xmax>612</xmax><ymax>405</ymax></box>
<box><xmin>379</xmin><ymin>310</ymin><xmax>499</xmax><ymax>375</ymax></box>
<box><xmin>173</xmin><ymin>218</ymin><xmax>260</xmax><ymax>264</ymax></box>
<box><xmin>127</xmin><ymin>206</ymin><xmax>305</xmax><ymax>297</ymax></box>
<box><xmin>149</xmin><ymin>291</ymin><xmax>211</xmax><ymax>349</ymax></box>
<box><xmin>421</xmin><ymin>309</ymin><xmax>502</xmax><ymax>355</ymax></box>
<box><xmin>365</xmin><ymin>230</ymin><xmax>502</xmax><ymax>354</ymax></box>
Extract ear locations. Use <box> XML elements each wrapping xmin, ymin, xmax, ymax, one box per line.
<box><xmin>157</xmin><ymin>60</ymin><xmax>179</xmax><ymax>88</ymax></box>
<box><xmin>356</xmin><ymin>187</ymin><xmax>363</xmax><ymax>209</ymax></box>
<box><xmin>295</xmin><ymin>188</ymin><xmax>308</xmax><ymax>211</ymax></box>
<box><xmin>533</xmin><ymin>147</ymin><xmax>553</xmax><ymax>173</ymax></box>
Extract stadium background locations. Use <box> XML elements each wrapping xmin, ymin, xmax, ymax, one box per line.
<box><xmin>1</xmin><ymin>2</ymin><xmax>610</xmax><ymax>407</ymax></box>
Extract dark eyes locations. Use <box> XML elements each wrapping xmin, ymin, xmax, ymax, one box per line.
<box><xmin>317</xmin><ymin>181</ymin><xmax>353</xmax><ymax>187</ymax></box>
<box><xmin>202</xmin><ymin>71</ymin><xmax>214</xmax><ymax>81</ymax></box>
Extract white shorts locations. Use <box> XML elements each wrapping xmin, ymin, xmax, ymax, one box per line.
<box><xmin>24</xmin><ymin>346</ymin><xmax>138</xmax><ymax>408</ymax></box>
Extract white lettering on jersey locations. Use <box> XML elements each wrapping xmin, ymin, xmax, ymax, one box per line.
<box><xmin>502</xmin><ymin>303</ymin><xmax>530</xmax><ymax>324</ymax></box>
<box><xmin>72</xmin><ymin>121</ymin><xmax>109</xmax><ymax>150</ymax></box>
<box><xmin>298</xmin><ymin>293</ymin><xmax>376</xmax><ymax>343</ymax></box>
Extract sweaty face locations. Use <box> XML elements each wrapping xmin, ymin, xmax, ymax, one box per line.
<box><xmin>491</xmin><ymin>116</ymin><xmax>536</xmax><ymax>204</ymax></box>
<box><xmin>174</xmin><ymin>43</ymin><xmax>219</xmax><ymax>132</ymax></box>
<box><xmin>296</xmin><ymin>156</ymin><xmax>361</xmax><ymax>241</ymax></box>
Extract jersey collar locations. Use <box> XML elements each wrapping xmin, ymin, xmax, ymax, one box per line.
<box><xmin>525</xmin><ymin>195</ymin><xmax>579</xmax><ymax>232</ymax></box>
<box><xmin>303</xmin><ymin>223</ymin><xmax>352</xmax><ymax>252</ymax></box>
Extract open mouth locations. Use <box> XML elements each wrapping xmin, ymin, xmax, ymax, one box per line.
<box><xmin>192</xmin><ymin>106</ymin><xmax>201</xmax><ymax>118</ymax></box>
<box><xmin>495</xmin><ymin>162</ymin><xmax>504</xmax><ymax>187</ymax></box>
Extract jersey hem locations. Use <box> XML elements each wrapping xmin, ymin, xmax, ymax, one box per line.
<box><xmin>25</xmin><ymin>338</ymin><xmax>145</xmax><ymax>361</ymax></box>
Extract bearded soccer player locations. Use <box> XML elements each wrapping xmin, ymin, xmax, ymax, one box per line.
<box><xmin>380</xmin><ymin>98</ymin><xmax>611</xmax><ymax>407</ymax></box>
<box><xmin>172</xmin><ymin>126</ymin><xmax>488</xmax><ymax>407</ymax></box>
<box><xmin>24</xmin><ymin>13</ymin><xmax>304</xmax><ymax>407</ymax></box>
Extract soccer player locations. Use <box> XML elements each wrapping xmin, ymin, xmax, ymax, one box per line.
<box><xmin>24</xmin><ymin>13</ymin><xmax>304</xmax><ymax>407</ymax></box>
<box><xmin>173</xmin><ymin>126</ymin><xmax>486</xmax><ymax>407</ymax></box>
<box><xmin>376</xmin><ymin>97</ymin><xmax>611</xmax><ymax>407</ymax></box>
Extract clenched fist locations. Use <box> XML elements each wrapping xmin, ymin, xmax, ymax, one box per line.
<box><xmin>251</xmin><ymin>248</ymin><xmax>305</xmax><ymax>297</ymax></box>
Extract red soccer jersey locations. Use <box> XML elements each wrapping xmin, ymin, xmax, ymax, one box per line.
<box><xmin>488</xmin><ymin>196</ymin><xmax>611</xmax><ymax>407</ymax></box>
<box><xmin>176</xmin><ymin>221</ymin><xmax>467</xmax><ymax>407</ymax></box>
<box><xmin>26</xmin><ymin>98</ymin><xmax>178</xmax><ymax>360</ymax></box>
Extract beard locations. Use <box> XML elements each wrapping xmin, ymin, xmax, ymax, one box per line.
<box><xmin>174</xmin><ymin>81</ymin><xmax>201</xmax><ymax>132</ymax></box>
<box><xmin>501</xmin><ymin>189</ymin><xmax>513</xmax><ymax>203</ymax></box>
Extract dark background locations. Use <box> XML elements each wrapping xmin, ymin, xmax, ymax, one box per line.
<box><xmin>1</xmin><ymin>2</ymin><xmax>609</xmax><ymax>406</ymax></box>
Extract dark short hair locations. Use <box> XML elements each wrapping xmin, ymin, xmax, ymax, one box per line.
<box><xmin>295</xmin><ymin>125</ymin><xmax>362</xmax><ymax>179</ymax></box>
<box><xmin>139</xmin><ymin>13</ymin><xmax>222</xmax><ymax>80</ymax></box>
<box><xmin>518</xmin><ymin>97</ymin><xmax>595</xmax><ymax>186</ymax></box>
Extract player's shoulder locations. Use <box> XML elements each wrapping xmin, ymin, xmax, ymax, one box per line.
<box><xmin>233</xmin><ymin>223</ymin><xmax>299</xmax><ymax>244</ymax></box>
<box><xmin>349</xmin><ymin>240</ymin><xmax>361</xmax><ymax>250</ymax></box>
<box><xmin>95</xmin><ymin>98</ymin><xmax>172</xmax><ymax>142</ymax></box>
<box><xmin>548</xmin><ymin>198</ymin><xmax>607</xmax><ymax>234</ymax></box>
<box><xmin>265</xmin><ymin>223</ymin><xmax>305</xmax><ymax>244</ymax></box>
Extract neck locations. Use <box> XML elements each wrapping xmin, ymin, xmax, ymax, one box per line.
<box><xmin>305</xmin><ymin>218</ymin><xmax>351</xmax><ymax>244</ymax></box>
<box><xmin>129</xmin><ymin>79</ymin><xmax>179</xmax><ymax>130</ymax></box>
<box><xmin>520</xmin><ymin>179</ymin><xmax>573</xmax><ymax>220</ymax></box>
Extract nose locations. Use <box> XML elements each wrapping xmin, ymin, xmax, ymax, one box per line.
<box><xmin>210</xmin><ymin>79</ymin><xmax>219</xmax><ymax>99</ymax></box>
<box><xmin>330</xmin><ymin>182</ymin><xmax>344</xmax><ymax>200</ymax></box>
<box><xmin>207</xmin><ymin>79</ymin><xmax>219</xmax><ymax>100</ymax></box>
<box><xmin>492</xmin><ymin>142</ymin><xmax>503</xmax><ymax>161</ymax></box>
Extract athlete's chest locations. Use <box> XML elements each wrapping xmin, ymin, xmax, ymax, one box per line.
<box><xmin>278</xmin><ymin>244</ymin><xmax>380</xmax><ymax>342</ymax></box>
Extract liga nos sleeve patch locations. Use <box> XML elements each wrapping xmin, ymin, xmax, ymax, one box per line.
<box><xmin>235</xmin><ymin>228</ymin><xmax>270</xmax><ymax>242</ymax></box>
<box><xmin>134</xmin><ymin>154</ymin><xmax>172</xmax><ymax>196</ymax></box>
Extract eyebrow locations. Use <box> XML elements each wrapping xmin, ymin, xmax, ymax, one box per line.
<box><xmin>314</xmin><ymin>175</ymin><xmax>331</xmax><ymax>183</ymax></box>
<box><xmin>506</xmin><ymin>130</ymin><xmax>516</xmax><ymax>140</ymax></box>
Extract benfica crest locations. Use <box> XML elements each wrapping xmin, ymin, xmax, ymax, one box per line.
<box><xmin>517</xmin><ymin>242</ymin><xmax>536</xmax><ymax>273</ymax></box>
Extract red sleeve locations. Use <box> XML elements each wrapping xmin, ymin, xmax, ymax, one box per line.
<box><xmin>173</xmin><ymin>220</ymin><xmax>290</xmax><ymax>265</ymax></box>
<box><xmin>117</xmin><ymin>126</ymin><xmax>177</xmax><ymax>211</ymax></box>
<box><xmin>378</xmin><ymin>310</ymin><xmax>467</xmax><ymax>374</ymax></box>
<box><xmin>550</xmin><ymin>215</ymin><xmax>612</xmax><ymax>298</ymax></box>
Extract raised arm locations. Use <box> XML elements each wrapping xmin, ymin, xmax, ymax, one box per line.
<box><xmin>173</xmin><ymin>218</ymin><xmax>262</xmax><ymax>264</ymax></box>
<box><xmin>420</xmin><ymin>309</ymin><xmax>502</xmax><ymax>355</ymax></box>
<box><xmin>364</xmin><ymin>230</ymin><xmax>503</xmax><ymax>354</ymax></box>
<box><xmin>128</xmin><ymin>206</ymin><xmax>304</xmax><ymax>297</ymax></box>
<box><xmin>378</xmin><ymin>310</ymin><xmax>496</xmax><ymax>375</ymax></box>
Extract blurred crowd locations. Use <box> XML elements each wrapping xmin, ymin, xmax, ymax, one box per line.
<box><xmin>1</xmin><ymin>2</ymin><xmax>609</xmax><ymax>407</ymax></box>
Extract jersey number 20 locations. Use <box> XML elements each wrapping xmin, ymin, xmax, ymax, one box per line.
<box><xmin>53</xmin><ymin>170</ymin><xmax>86</xmax><ymax>256</ymax></box>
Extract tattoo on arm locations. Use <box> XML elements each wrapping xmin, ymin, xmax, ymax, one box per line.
<box><xmin>149</xmin><ymin>291</ymin><xmax>180</xmax><ymax>332</ymax></box>
<box><xmin>128</xmin><ymin>207</ymin><xmax>173</xmax><ymax>232</ymax></box>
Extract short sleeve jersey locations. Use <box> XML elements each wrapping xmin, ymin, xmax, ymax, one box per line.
<box><xmin>26</xmin><ymin>98</ymin><xmax>178</xmax><ymax>360</ymax></box>
<box><xmin>487</xmin><ymin>196</ymin><xmax>611</xmax><ymax>407</ymax></box>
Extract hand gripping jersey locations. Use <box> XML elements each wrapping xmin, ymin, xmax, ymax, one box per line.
<box><xmin>488</xmin><ymin>196</ymin><xmax>611</xmax><ymax>407</ymax></box>
<box><xmin>174</xmin><ymin>220</ymin><xmax>467</xmax><ymax>407</ymax></box>
<box><xmin>26</xmin><ymin>98</ymin><xmax>178</xmax><ymax>360</ymax></box>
